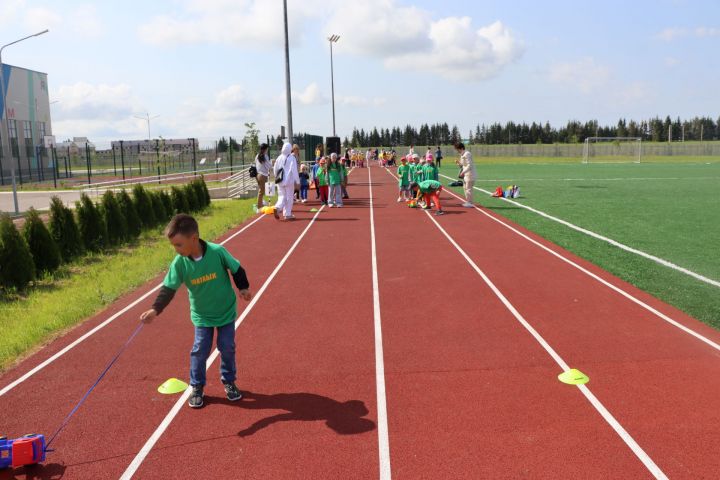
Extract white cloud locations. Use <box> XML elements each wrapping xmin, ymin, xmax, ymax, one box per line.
<box><xmin>137</xmin><ymin>0</ymin><xmax>307</xmax><ymax>48</ymax></box>
<box><xmin>0</xmin><ymin>0</ymin><xmax>25</xmax><ymax>26</ymax></box>
<box><xmin>656</xmin><ymin>27</ymin><xmax>687</xmax><ymax>41</ymax></box>
<box><xmin>338</xmin><ymin>95</ymin><xmax>387</xmax><ymax>107</ymax></box>
<box><xmin>23</xmin><ymin>7</ymin><xmax>62</xmax><ymax>31</ymax></box>
<box><xmin>137</xmin><ymin>0</ymin><xmax>523</xmax><ymax>82</ymax></box>
<box><xmin>294</xmin><ymin>83</ymin><xmax>328</xmax><ymax>106</ymax></box>
<box><xmin>694</xmin><ymin>26</ymin><xmax>720</xmax><ymax>37</ymax></box>
<box><xmin>664</xmin><ymin>56</ymin><xmax>680</xmax><ymax>67</ymax></box>
<box><xmin>656</xmin><ymin>26</ymin><xmax>720</xmax><ymax>41</ymax></box>
<box><xmin>69</xmin><ymin>5</ymin><xmax>104</xmax><ymax>38</ymax></box>
<box><xmin>385</xmin><ymin>18</ymin><xmax>524</xmax><ymax>81</ymax></box>
<box><xmin>549</xmin><ymin>57</ymin><xmax>611</xmax><ymax>94</ymax></box>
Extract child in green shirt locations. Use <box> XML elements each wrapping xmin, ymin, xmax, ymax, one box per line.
<box><xmin>141</xmin><ymin>214</ymin><xmax>253</xmax><ymax>409</ymax></box>
<box><xmin>397</xmin><ymin>156</ymin><xmax>411</xmax><ymax>202</ymax></box>
<box><xmin>415</xmin><ymin>179</ymin><xmax>445</xmax><ymax>216</ymax></box>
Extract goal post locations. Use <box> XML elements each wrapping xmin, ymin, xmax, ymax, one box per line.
<box><xmin>582</xmin><ymin>137</ymin><xmax>642</xmax><ymax>164</ymax></box>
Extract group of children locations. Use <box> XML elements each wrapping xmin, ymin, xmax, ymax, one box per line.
<box><xmin>396</xmin><ymin>151</ymin><xmax>444</xmax><ymax>215</ymax></box>
<box><xmin>309</xmin><ymin>153</ymin><xmax>350</xmax><ymax>207</ymax></box>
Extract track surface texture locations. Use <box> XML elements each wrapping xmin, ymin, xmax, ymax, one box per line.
<box><xmin>2</xmin><ymin>163</ymin><xmax>719</xmax><ymax>479</ymax></box>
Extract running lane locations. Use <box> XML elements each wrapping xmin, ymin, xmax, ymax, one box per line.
<box><xmin>127</xmin><ymin>168</ymin><xmax>381</xmax><ymax>479</ymax></box>
<box><xmin>0</xmin><ymin>208</ymin><xmax>311</xmax><ymax>479</ymax></box>
<box><xmin>371</xmin><ymin>168</ymin><xmax>653</xmax><ymax>479</ymax></box>
<box><xmin>434</xmin><ymin>185</ymin><xmax>720</xmax><ymax>478</ymax></box>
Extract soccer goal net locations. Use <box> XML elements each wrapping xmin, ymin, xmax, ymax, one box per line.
<box><xmin>582</xmin><ymin>137</ymin><xmax>642</xmax><ymax>164</ymax></box>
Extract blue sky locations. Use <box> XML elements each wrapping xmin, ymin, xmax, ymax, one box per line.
<box><xmin>1</xmin><ymin>0</ymin><xmax>718</xmax><ymax>148</ymax></box>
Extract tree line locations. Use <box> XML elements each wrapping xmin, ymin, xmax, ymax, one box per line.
<box><xmin>338</xmin><ymin>116</ymin><xmax>720</xmax><ymax>148</ymax></box>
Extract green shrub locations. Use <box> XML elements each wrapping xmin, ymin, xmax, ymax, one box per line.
<box><xmin>117</xmin><ymin>190</ymin><xmax>141</xmax><ymax>239</ymax></box>
<box><xmin>0</xmin><ymin>214</ymin><xmax>36</xmax><ymax>290</ymax></box>
<box><xmin>150</xmin><ymin>191</ymin><xmax>169</xmax><ymax>223</ymax></box>
<box><xmin>101</xmin><ymin>190</ymin><xmax>127</xmax><ymax>246</ymax></box>
<box><xmin>132</xmin><ymin>184</ymin><xmax>156</xmax><ymax>228</ymax></box>
<box><xmin>184</xmin><ymin>183</ymin><xmax>199</xmax><ymax>212</ymax></box>
<box><xmin>170</xmin><ymin>186</ymin><xmax>190</xmax><ymax>214</ymax></box>
<box><xmin>76</xmin><ymin>193</ymin><xmax>107</xmax><ymax>252</ymax></box>
<box><xmin>23</xmin><ymin>208</ymin><xmax>61</xmax><ymax>274</ymax></box>
<box><xmin>192</xmin><ymin>179</ymin><xmax>208</xmax><ymax>209</ymax></box>
<box><xmin>49</xmin><ymin>196</ymin><xmax>84</xmax><ymax>260</ymax></box>
<box><xmin>159</xmin><ymin>190</ymin><xmax>173</xmax><ymax>221</ymax></box>
<box><xmin>199</xmin><ymin>176</ymin><xmax>211</xmax><ymax>207</ymax></box>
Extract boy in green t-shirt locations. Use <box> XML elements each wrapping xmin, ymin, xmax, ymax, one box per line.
<box><xmin>415</xmin><ymin>179</ymin><xmax>445</xmax><ymax>216</ymax></box>
<box><xmin>141</xmin><ymin>214</ymin><xmax>253</xmax><ymax>409</ymax></box>
<box><xmin>397</xmin><ymin>156</ymin><xmax>411</xmax><ymax>202</ymax></box>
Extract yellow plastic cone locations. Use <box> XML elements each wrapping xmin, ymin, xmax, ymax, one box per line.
<box><xmin>261</xmin><ymin>206</ymin><xmax>276</xmax><ymax>215</ymax></box>
<box><xmin>558</xmin><ymin>369</ymin><xmax>589</xmax><ymax>385</ymax></box>
<box><xmin>158</xmin><ymin>378</ymin><xmax>189</xmax><ymax>394</ymax></box>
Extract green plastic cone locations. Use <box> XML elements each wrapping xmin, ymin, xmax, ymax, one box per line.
<box><xmin>310</xmin><ymin>208</ymin><xmax>318</xmax><ymax>212</ymax></box>
<box><xmin>557</xmin><ymin>369</ymin><xmax>589</xmax><ymax>385</ymax></box>
<box><xmin>158</xmin><ymin>378</ymin><xmax>189</xmax><ymax>394</ymax></box>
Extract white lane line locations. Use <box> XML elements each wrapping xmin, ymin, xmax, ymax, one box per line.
<box><xmin>0</xmin><ymin>214</ymin><xmax>266</xmax><ymax>397</ymax></box>
<box><xmin>120</xmin><ymin>205</ymin><xmax>326</xmax><ymax>480</ymax></box>
<box><xmin>434</xmin><ymin>181</ymin><xmax>720</xmax><ymax>354</ymax></box>
<box><xmin>421</xmin><ymin>207</ymin><xmax>668</xmax><ymax>480</ymax></box>
<box><xmin>368</xmin><ymin>165</ymin><xmax>392</xmax><ymax>480</ymax></box>
<box><xmin>440</xmin><ymin>172</ymin><xmax>720</xmax><ymax>289</ymax></box>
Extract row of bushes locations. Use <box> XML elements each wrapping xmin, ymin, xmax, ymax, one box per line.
<box><xmin>0</xmin><ymin>178</ymin><xmax>211</xmax><ymax>291</ymax></box>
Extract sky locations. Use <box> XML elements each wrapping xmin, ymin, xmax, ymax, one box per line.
<box><xmin>1</xmin><ymin>0</ymin><xmax>719</xmax><ymax>148</ymax></box>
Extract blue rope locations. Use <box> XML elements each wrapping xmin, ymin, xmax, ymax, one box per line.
<box><xmin>45</xmin><ymin>322</ymin><xmax>145</xmax><ymax>450</ymax></box>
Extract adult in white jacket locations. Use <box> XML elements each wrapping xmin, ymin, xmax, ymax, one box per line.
<box><xmin>454</xmin><ymin>142</ymin><xmax>476</xmax><ymax>207</ymax></box>
<box><xmin>274</xmin><ymin>142</ymin><xmax>300</xmax><ymax>220</ymax></box>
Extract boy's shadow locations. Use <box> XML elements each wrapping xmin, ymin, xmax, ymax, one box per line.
<box><xmin>0</xmin><ymin>463</ymin><xmax>66</xmax><ymax>480</ymax></box>
<box><xmin>233</xmin><ymin>391</ymin><xmax>376</xmax><ymax>437</ymax></box>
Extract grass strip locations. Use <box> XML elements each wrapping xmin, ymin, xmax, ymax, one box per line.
<box><xmin>0</xmin><ymin>199</ymin><xmax>255</xmax><ymax>371</ymax></box>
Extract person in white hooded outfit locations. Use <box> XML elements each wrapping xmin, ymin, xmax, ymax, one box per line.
<box><xmin>274</xmin><ymin>142</ymin><xmax>300</xmax><ymax>220</ymax></box>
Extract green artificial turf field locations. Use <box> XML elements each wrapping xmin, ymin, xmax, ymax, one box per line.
<box><xmin>439</xmin><ymin>160</ymin><xmax>720</xmax><ymax>327</ymax></box>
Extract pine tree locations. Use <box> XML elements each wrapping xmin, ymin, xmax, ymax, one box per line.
<box><xmin>49</xmin><ymin>196</ymin><xmax>84</xmax><ymax>260</ymax></box>
<box><xmin>76</xmin><ymin>193</ymin><xmax>108</xmax><ymax>252</ymax></box>
<box><xmin>199</xmin><ymin>177</ymin><xmax>211</xmax><ymax>207</ymax></box>
<box><xmin>171</xmin><ymin>186</ymin><xmax>190</xmax><ymax>214</ymax></box>
<box><xmin>0</xmin><ymin>213</ymin><xmax>36</xmax><ymax>290</ymax></box>
<box><xmin>132</xmin><ymin>184</ymin><xmax>156</xmax><ymax>228</ymax></box>
<box><xmin>101</xmin><ymin>190</ymin><xmax>127</xmax><ymax>246</ymax></box>
<box><xmin>158</xmin><ymin>190</ymin><xmax>174</xmax><ymax>220</ymax></box>
<box><xmin>184</xmin><ymin>183</ymin><xmax>199</xmax><ymax>211</ymax></box>
<box><xmin>23</xmin><ymin>208</ymin><xmax>61</xmax><ymax>274</ymax></box>
<box><xmin>117</xmin><ymin>190</ymin><xmax>142</xmax><ymax>239</ymax></box>
<box><xmin>150</xmin><ymin>191</ymin><xmax>169</xmax><ymax>223</ymax></box>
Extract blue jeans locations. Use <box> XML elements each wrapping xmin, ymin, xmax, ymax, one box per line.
<box><xmin>329</xmin><ymin>183</ymin><xmax>343</xmax><ymax>205</ymax></box>
<box><xmin>300</xmin><ymin>184</ymin><xmax>308</xmax><ymax>200</ymax></box>
<box><xmin>190</xmin><ymin>322</ymin><xmax>236</xmax><ymax>387</ymax></box>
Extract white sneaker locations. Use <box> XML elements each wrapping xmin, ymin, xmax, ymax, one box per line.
<box><xmin>397</xmin><ymin>197</ymin><xmax>402</xmax><ymax>202</ymax></box>
<box><xmin>301</xmin><ymin>199</ymin><xmax>306</xmax><ymax>203</ymax></box>
<box><xmin>337</xmin><ymin>204</ymin><xmax>343</xmax><ymax>208</ymax></box>
<box><xmin>462</xmin><ymin>202</ymin><xmax>474</xmax><ymax>208</ymax></box>
<box><xmin>329</xmin><ymin>204</ymin><xmax>334</xmax><ymax>208</ymax></box>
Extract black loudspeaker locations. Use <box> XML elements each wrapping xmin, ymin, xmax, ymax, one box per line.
<box><xmin>326</xmin><ymin>137</ymin><xmax>341</xmax><ymax>155</ymax></box>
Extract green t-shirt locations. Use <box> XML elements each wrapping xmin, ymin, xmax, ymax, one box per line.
<box><xmin>317</xmin><ymin>166</ymin><xmax>328</xmax><ymax>186</ymax></box>
<box><xmin>418</xmin><ymin>179</ymin><xmax>442</xmax><ymax>193</ymax></box>
<box><xmin>413</xmin><ymin>165</ymin><xmax>425</xmax><ymax>183</ymax></box>
<box><xmin>423</xmin><ymin>164</ymin><xmax>438</xmax><ymax>181</ymax></box>
<box><xmin>408</xmin><ymin>164</ymin><xmax>417</xmax><ymax>183</ymax></box>
<box><xmin>328</xmin><ymin>163</ymin><xmax>343</xmax><ymax>185</ymax></box>
<box><xmin>163</xmin><ymin>241</ymin><xmax>241</xmax><ymax>327</ymax></box>
<box><xmin>397</xmin><ymin>164</ymin><xmax>410</xmax><ymax>186</ymax></box>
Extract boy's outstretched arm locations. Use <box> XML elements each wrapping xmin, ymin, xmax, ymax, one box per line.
<box><xmin>140</xmin><ymin>286</ymin><xmax>177</xmax><ymax>323</ymax></box>
<box><xmin>232</xmin><ymin>266</ymin><xmax>253</xmax><ymax>301</ymax></box>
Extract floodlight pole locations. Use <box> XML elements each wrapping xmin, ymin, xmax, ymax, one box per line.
<box><xmin>135</xmin><ymin>112</ymin><xmax>160</xmax><ymax>143</ymax></box>
<box><xmin>282</xmin><ymin>0</ymin><xmax>293</xmax><ymax>142</ymax></box>
<box><xmin>1</xmin><ymin>29</ymin><xmax>49</xmax><ymax>214</ymax></box>
<box><xmin>328</xmin><ymin>35</ymin><xmax>340</xmax><ymax>137</ymax></box>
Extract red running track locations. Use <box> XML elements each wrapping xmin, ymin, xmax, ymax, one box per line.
<box><xmin>1</xmin><ymin>163</ymin><xmax>720</xmax><ymax>478</ymax></box>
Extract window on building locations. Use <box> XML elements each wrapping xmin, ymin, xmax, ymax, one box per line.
<box><xmin>8</xmin><ymin>119</ymin><xmax>19</xmax><ymax>156</ymax></box>
<box><xmin>38</xmin><ymin>122</ymin><xmax>46</xmax><ymax>140</ymax></box>
<box><xmin>23</xmin><ymin>121</ymin><xmax>33</xmax><ymax>157</ymax></box>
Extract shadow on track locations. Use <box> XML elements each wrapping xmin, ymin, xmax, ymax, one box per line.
<box><xmin>0</xmin><ymin>462</ymin><xmax>66</xmax><ymax>480</ymax></box>
<box><xmin>211</xmin><ymin>391</ymin><xmax>376</xmax><ymax>437</ymax></box>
